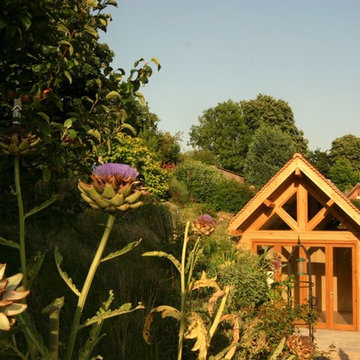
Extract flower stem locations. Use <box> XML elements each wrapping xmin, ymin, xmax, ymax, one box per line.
<box><xmin>65</xmin><ymin>213</ymin><xmax>116</xmax><ymax>360</ymax></box>
<box><xmin>177</xmin><ymin>221</ymin><xmax>190</xmax><ymax>360</ymax></box>
<box><xmin>14</xmin><ymin>156</ymin><xmax>27</xmax><ymax>288</ymax></box>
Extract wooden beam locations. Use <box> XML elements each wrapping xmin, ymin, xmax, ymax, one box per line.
<box><xmin>263</xmin><ymin>199</ymin><xmax>275</xmax><ymax>208</ymax></box>
<box><xmin>295</xmin><ymin>168</ymin><xmax>302</xmax><ymax>177</ymax></box>
<box><xmin>247</xmin><ymin>230</ymin><xmax>358</xmax><ymax>242</ymax></box>
<box><xmin>306</xmin><ymin>207</ymin><xmax>330</xmax><ymax>231</ymax></box>
<box><xmin>297</xmin><ymin>182</ymin><xmax>308</xmax><ymax>231</ymax></box>
<box><xmin>275</xmin><ymin>206</ymin><xmax>300</xmax><ymax>231</ymax></box>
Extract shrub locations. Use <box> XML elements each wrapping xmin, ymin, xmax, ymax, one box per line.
<box><xmin>209</xmin><ymin>178</ymin><xmax>254</xmax><ymax>212</ymax></box>
<box><xmin>104</xmin><ymin>133</ymin><xmax>170</xmax><ymax>199</ymax></box>
<box><xmin>168</xmin><ymin>177</ymin><xmax>190</xmax><ymax>206</ymax></box>
<box><xmin>174</xmin><ymin>160</ymin><xmax>224</xmax><ymax>203</ymax></box>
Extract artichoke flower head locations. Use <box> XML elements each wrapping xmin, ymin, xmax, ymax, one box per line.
<box><xmin>0</xmin><ymin>264</ymin><xmax>29</xmax><ymax>331</ymax></box>
<box><xmin>192</xmin><ymin>214</ymin><xmax>216</xmax><ymax>236</ymax></box>
<box><xmin>78</xmin><ymin>163</ymin><xmax>147</xmax><ymax>212</ymax></box>
<box><xmin>0</xmin><ymin>125</ymin><xmax>41</xmax><ymax>156</ymax></box>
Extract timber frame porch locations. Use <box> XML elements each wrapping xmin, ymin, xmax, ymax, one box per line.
<box><xmin>228</xmin><ymin>153</ymin><xmax>360</xmax><ymax>331</ymax></box>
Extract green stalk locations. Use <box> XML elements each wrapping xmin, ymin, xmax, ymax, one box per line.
<box><xmin>14</xmin><ymin>157</ymin><xmax>47</xmax><ymax>358</ymax></box>
<box><xmin>65</xmin><ymin>213</ymin><xmax>116</xmax><ymax>360</ymax></box>
<box><xmin>177</xmin><ymin>221</ymin><xmax>190</xmax><ymax>360</ymax></box>
<box><xmin>14</xmin><ymin>156</ymin><xmax>27</xmax><ymax>288</ymax></box>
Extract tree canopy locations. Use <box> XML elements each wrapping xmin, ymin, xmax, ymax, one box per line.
<box><xmin>0</xmin><ymin>0</ymin><xmax>160</xmax><ymax>182</ymax></box>
<box><xmin>244</xmin><ymin>124</ymin><xmax>296</xmax><ymax>187</ymax></box>
<box><xmin>329</xmin><ymin>134</ymin><xmax>360</xmax><ymax>172</ymax></box>
<box><xmin>189</xmin><ymin>95</ymin><xmax>308</xmax><ymax>173</ymax></box>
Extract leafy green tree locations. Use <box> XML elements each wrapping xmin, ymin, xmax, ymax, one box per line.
<box><xmin>183</xmin><ymin>149</ymin><xmax>219</xmax><ymax>166</ymax></box>
<box><xmin>189</xmin><ymin>95</ymin><xmax>308</xmax><ymax>173</ymax></box>
<box><xmin>329</xmin><ymin>158</ymin><xmax>360</xmax><ymax>192</ymax></box>
<box><xmin>308</xmin><ymin>148</ymin><xmax>331</xmax><ymax>178</ymax></box>
<box><xmin>0</xmin><ymin>0</ymin><xmax>160</xmax><ymax>181</ymax></box>
<box><xmin>244</xmin><ymin>125</ymin><xmax>296</xmax><ymax>187</ymax></box>
<box><xmin>140</xmin><ymin>128</ymin><xmax>182</xmax><ymax>164</ymax></box>
<box><xmin>329</xmin><ymin>134</ymin><xmax>360</xmax><ymax>172</ymax></box>
<box><xmin>189</xmin><ymin>100</ymin><xmax>252</xmax><ymax>173</ymax></box>
<box><xmin>240</xmin><ymin>94</ymin><xmax>308</xmax><ymax>154</ymax></box>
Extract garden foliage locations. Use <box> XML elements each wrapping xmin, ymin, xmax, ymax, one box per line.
<box><xmin>173</xmin><ymin>160</ymin><xmax>254</xmax><ymax>212</ymax></box>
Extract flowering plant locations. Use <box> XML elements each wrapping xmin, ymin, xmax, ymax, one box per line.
<box><xmin>78</xmin><ymin>163</ymin><xmax>146</xmax><ymax>211</ymax></box>
<box><xmin>192</xmin><ymin>214</ymin><xmax>216</xmax><ymax>236</ymax></box>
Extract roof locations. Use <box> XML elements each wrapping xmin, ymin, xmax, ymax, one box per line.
<box><xmin>228</xmin><ymin>153</ymin><xmax>360</xmax><ymax>234</ymax></box>
<box><xmin>347</xmin><ymin>183</ymin><xmax>360</xmax><ymax>200</ymax></box>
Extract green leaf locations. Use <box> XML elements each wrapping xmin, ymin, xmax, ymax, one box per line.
<box><xmin>134</xmin><ymin>92</ymin><xmax>146</xmax><ymax>106</ymax></box>
<box><xmin>0</xmin><ymin>17</ymin><xmax>7</xmax><ymax>31</ymax></box>
<box><xmin>134</xmin><ymin>58</ymin><xmax>144</xmax><ymax>67</ymax></box>
<box><xmin>38</xmin><ymin>112</ymin><xmax>50</xmax><ymax>122</ymax></box>
<box><xmin>64</xmin><ymin>118</ymin><xmax>73</xmax><ymax>128</ymax></box>
<box><xmin>68</xmin><ymin>129</ymin><xmax>77</xmax><ymax>139</ymax></box>
<box><xmin>142</xmin><ymin>251</ymin><xmax>181</xmax><ymax>273</ymax></box>
<box><xmin>106</xmin><ymin>0</ymin><xmax>117</xmax><ymax>5</ymax></box>
<box><xmin>87</xmin><ymin>129</ymin><xmax>101</xmax><ymax>142</ymax></box>
<box><xmin>84</xmin><ymin>25</ymin><xmax>98</xmax><ymax>38</ymax></box>
<box><xmin>0</xmin><ymin>236</ymin><xmax>19</xmax><ymax>250</ymax></box>
<box><xmin>55</xmin><ymin>247</ymin><xmax>80</xmax><ymax>297</ymax></box>
<box><xmin>64</xmin><ymin>71</ymin><xmax>72</xmax><ymax>84</ymax></box>
<box><xmin>269</xmin><ymin>337</ymin><xmax>286</xmax><ymax>360</ymax></box>
<box><xmin>42</xmin><ymin>297</ymin><xmax>64</xmax><ymax>315</ymax></box>
<box><xmin>120</xmin><ymin>123</ymin><xmax>136</xmax><ymax>135</ymax></box>
<box><xmin>19</xmin><ymin>15</ymin><xmax>31</xmax><ymax>30</ymax></box>
<box><xmin>105</xmin><ymin>91</ymin><xmax>121</xmax><ymax>100</ymax></box>
<box><xmin>101</xmin><ymin>239</ymin><xmax>142</xmax><ymax>263</ymax></box>
<box><xmin>151</xmin><ymin>57</ymin><xmax>161</xmax><ymax>71</ymax></box>
<box><xmin>57</xmin><ymin>23</ymin><xmax>70</xmax><ymax>35</ymax></box>
<box><xmin>86</xmin><ymin>0</ymin><xmax>99</xmax><ymax>8</ymax></box>
<box><xmin>80</xmin><ymin>303</ymin><xmax>144</xmax><ymax>328</ymax></box>
<box><xmin>58</xmin><ymin>40</ymin><xmax>74</xmax><ymax>56</ymax></box>
<box><xmin>24</xmin><ymin>195</ymin><xmax>58</xmax><ymax>219</ymax></box>
<box><xmin>28</xmin><ymin>251</ymin><xmax>47</xmax><ymax>287</ymax></box>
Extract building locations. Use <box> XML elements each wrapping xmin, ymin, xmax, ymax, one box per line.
<box><xmin>228</xmin><ymin>153</ymin><xmax>360</xmax><ymax>331</ymax></box>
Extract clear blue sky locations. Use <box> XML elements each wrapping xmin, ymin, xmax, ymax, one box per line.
<box><xmin>101</xmin><ymin>0</ymin><xmax>360</xmax><ymax>151</ymax></box>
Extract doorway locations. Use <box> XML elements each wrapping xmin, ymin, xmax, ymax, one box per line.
<box><xmin>255</xmin><ymin>242</ymin><xmax>357</xmax><ymax>330</ymax></box>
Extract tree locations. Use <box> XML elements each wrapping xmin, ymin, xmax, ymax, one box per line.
<box><xmin>244</xmin><ymin>125</ymin><xmax>296</xmax><ymax>187</ymax></box>
<box><xmin>329</xmin><ymin>158</ymin><xmax>360</xmax><ymax>192</ymax></box>
<box><xmin>240</xmin><ymin>94</ymin><xmax>308</xmax><ymax>154</ymax></box>
<box><xmin>0</xmin><ymin>0</ymin><xmax>160</xmax><ymax>181</ymax></box>
<box><xmin>140</xmin><ymin>129</ymin><xmax>182</xmax><ymax>164</ymax></box>
<box><xmin>308</xmin><ymin>148</ymin><xmax>331</xmax><ymax>178</ymax></box>
<box><xmin>189</xmin><ymin>95</ymin><xmax>308</xmax><ymax>173</ymax></box>
<box><xmin>189</xmin><ymin>100</ymin><xmax>252</xmax><ymax>173</ymax></box>
<box><xmin>329</xmin><ymin>134</ymin><xmax>360</xmax><ymax>172</ymax></box>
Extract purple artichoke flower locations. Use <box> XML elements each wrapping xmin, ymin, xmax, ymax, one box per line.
<box><xmin>78</xmin><ymin>163</ymin><xmax>146</xmax><ymax>212</ymax></box>
<box><xmin>93</xmin><ymin>163</ymin><xmax>139</xmax><ymax>180</ymax></box>
<box><xmin>192</xmin><ymin>214</ymin><xmax>216</xmax><ymax>236</ymax></box>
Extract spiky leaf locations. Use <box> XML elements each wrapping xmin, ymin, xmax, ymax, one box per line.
<box><xmin>142</xmin><ymin>251</ymin><xmax>181</xmax><ymax>273</ymax></box>
<box><xmin>101</xmin><ymin>239</ymin><xmax>142</xmax><ymax>263</ymax></box>
<box><xmin>143</xmin><ymin>305</ymin><xmax>181</xmax><ymax>344</ymax></box>
<box><xmin>185</xmin><ymin>312</ymin><xmax>210</xmax><ymax>360</ymax></box>
<box><xmin>0</xmin><ymin>237</ymin><xmax>19</xmax><ymax>250</ymax></box>
<box><xmin>24</xmin><ymin>195</ymin><xmax>58</xmax><ymax>219</ymax></box>
<box><xmin>55</xmin><ymin>247</ymin><xmax>80</xmax><ymax>297</ymax></box>
<box><xmin>191</xmin><ymin>272</ymin><xmax>220</xmax><ymax>292</ymax></box>
<box><xmin>28</xmin><ymin>250</ymin><xmax>47</xmax><ymax>287</ymax></box>
<box><xmin>80</xmin><ymin>303</ymin><xmax>144</xmax><ymax>328</ymax></box>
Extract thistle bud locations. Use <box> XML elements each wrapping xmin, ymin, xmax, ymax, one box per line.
<box><xmin>0</xmin><ymin>264</ymin><xmax>30</xmax><ymax>331</ymax></box>
<box><xmin>192</xmin><ymin>214</ymin><xmax>216</xmax><ymax>236</ymax></box>
<box><xmin>78</xmin><ymin>163</ymin><xmax>148</xmax><ymax>212</ymax></box>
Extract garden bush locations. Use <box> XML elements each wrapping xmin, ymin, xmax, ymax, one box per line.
<box><xmin>173</xmin><ymin>159</ymin><xmax>254</xmax><ymax>213</ymax></box>
<box><xmin>104</xmin><ymin>133</ymin><xmax>170</xmax><ymax>199</ymax></box>
<box><xmin>174</xmin><ymin>160</ymin><xmax>224</xmax><ymax>204</ymax></box>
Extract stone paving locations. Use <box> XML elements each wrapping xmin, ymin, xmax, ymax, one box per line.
<box><xmin>300</xmin><ymin>328</ymin><xmax>360</xmax><ymax>359</ymax></box>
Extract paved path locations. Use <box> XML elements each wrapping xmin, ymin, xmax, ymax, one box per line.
<box><xmin>300</xmin><ymin>328</ymin><xmax>360</xmax><ymax>358</ymax></box>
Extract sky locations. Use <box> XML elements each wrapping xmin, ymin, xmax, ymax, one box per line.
<box><xmin>101</xmin><ymin>0</ymin><xmax>360</xmax><ymax>151</ymax></box>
